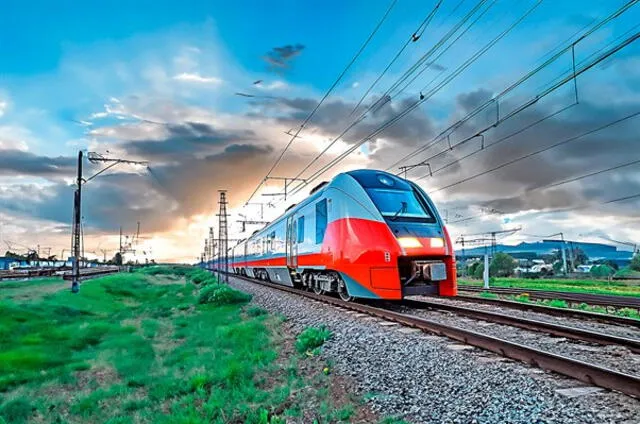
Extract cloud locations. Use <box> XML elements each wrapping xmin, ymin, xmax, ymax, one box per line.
<box><xmin>121</xmin><ymin>121</ymin><xmax>256</xmax><ymax>160</ymax></box>
<box><xmin>172</xmin><ymin>72</ymin><xmax>223</xmax><ymax>85</ymax></box>
<box><xmin>255</xmin><ymin>80</ymin><xmax>288</xmax><ymax>91</ymax></box>
<box><xmin>0</xmin><ymin>101</ymin><xmax>7</xmax><ymax>117</ymax></box>
<box><xmin>263</xmin><ymin>44</ymin><xmax>305</xmax><ymax>70</ymax></box>
<box><xmin>0</xmin><ymin>150</ymin><xmax>76</xmax><ymax>177</ymax></box>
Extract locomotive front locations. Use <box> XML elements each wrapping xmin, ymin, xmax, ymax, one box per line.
<box><xmin>335</xmin><ymin>170</ymin><xmax>457</xmax><ymax>299</ymax></box>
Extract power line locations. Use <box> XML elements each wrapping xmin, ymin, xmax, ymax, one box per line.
<box><xmin>387</xmin><ymin>0</ymin><xmax>639</xmax><ymax>173</ymax></box>
<box><xmin>431</xmin><ymin>109</ymin><xmax>640</xmax><ymax>193</ymax></box>
<box><xmin>244</xmin><ymin>0</ymin><xmax>398</xmax><ymax>205</ymax></box>
<box><xmin>284</xmin><ymin>1</ymin><xmax>541</xmax><ymax>201</ymax></box>
<box><xmin>410</xmin><ymin>28</ymin><xmax>640</xmax><ymax>180</ymax></box>
<box><xmin>284</xmin><ymin>0</ymin><xmax>495</xmax><ymax>188</ymax></box>
<box><xmin>527</xmin><ymin>158</ymin><xmax>640</xmax><ymax>193</ymax></box>
<box><xmin>349</xmin><ymin>0</ymin><xmax>444</xmax><ymax>116</ymax></box>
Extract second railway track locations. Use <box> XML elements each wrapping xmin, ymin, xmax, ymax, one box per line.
<box><xmin>222</xmin><ymin>272</ymin><xmax>640</xmax><ymax>398</ymax></box>
<box><xmin>460</xmin><ymin>285</ymin><xmax>640</xmax><ymax>309</ymax></box>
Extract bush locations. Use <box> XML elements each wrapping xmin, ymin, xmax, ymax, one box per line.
<box><xmin>198</xmin><ymin>286</ymin><xmax>252</xmax><ymax>306</ymax></box>
<box><xmin>473</xmin><ymin>263</ymin><xmax>484</xmax><ymax>280</ymax></box>
<box><xmin>295</xmin><ymin>326</ymin><xmax>332</xmax><ymax>354</ymax></box>
<box><xmin>630</xmin><ymin>254</ymin><xmax>640</xmax><ymax>272</ymax></box>
<box><xmin>246</xmin><ymin>306</ymin><xmax>268</xmax><ymax>317</ymax></box>
<box><xmin>590</xmin><ymin>264</ymin><xmax>615</xmax><ymax>278</ymax></box>
<box><xmin>0</xmin><ymin>398</ymin><xmax>33</xmax><ymax>424</ymax></box>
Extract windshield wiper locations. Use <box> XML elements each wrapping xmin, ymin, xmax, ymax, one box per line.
<box><xmin>389</xmin><ymin>202</ymin><xmax>407</xmax><ymax>221</ymax></box>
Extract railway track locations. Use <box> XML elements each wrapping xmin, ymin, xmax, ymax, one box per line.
<box><xmin>450</xmin><ymin>294</ymin><xmax>640</xmax><ymax>328</ymax></box>
<box><xmin>460</xmin><ymin>285</ymin><xmax>640</xmax><ymax>309</ymax></box>
<box><xmin>399</xmin><ymin>298</ymin><xmax>640</xmax><ymax>353</ymax></box>
<box><xmin>224</xmin><ymin>273</ymin><xmax>640</xmax><ymax>398</ymax></box>
<box><xmin>61</xmin><ymin>267</ymin><xmax>120</xmax><ymax>281</ymax></box>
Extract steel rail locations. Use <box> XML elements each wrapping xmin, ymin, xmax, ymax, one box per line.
<box><xmin>400</xmin><ymin>298</ymin><xmax>640</xmax><ymax>353</ymax></box>
<box><xmin>451</xmin><ymin>294</ymin><xmax>640</xmax><ymax>328</ymax></box>
<box><xmin>460</xmin><ymin>286</ymin><xmax>640</xmax><ymax>309</ymax></box>
<box><xmin>224</xmin><ymin>273</ymin><xmax>640</xmax><ymax>398</ymax></box>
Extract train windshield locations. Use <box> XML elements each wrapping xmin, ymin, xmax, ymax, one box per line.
<box><xmin>366</xmin><ymin>188</ymin><xmax>435</xmax><ymax>222</ymax></box>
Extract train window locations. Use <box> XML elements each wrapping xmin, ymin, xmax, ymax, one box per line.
<box><xmin>315</xmin><ymin>200</ymin><xmax>327</xmax><ymax>243</ymax></box>
<box><xmin>366</xmin><ymin>188</ymin><xmax>435</xmax><ymax>222</ymax></box>
<box><xmin>297</xmin><ymin>216</ymin><xmax>305</xmax><ymax>243</ymax></box>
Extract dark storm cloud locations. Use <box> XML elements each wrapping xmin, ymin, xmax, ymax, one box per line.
<box><xmin>263</xmin><ymin>44</ymin><xmax>305</xmax><ymax>70</ymax></box>
<box><xmin>121</xmin><ymin>122</ymin><xmax>256</xmax><ymax>160</ymax></box>
<box><xmin>0</xmin><ymin>150</ymin><xmax>76</xmax><ymax>177</ymax></box>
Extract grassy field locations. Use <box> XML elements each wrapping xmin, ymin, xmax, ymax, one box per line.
<box><xmin>0</xmin><ymin>267</ymin><xmax>391</xmax><ymax>423</ymax></box>
<box><xmin>459</xmin><ymin>277</ymin><xmax>640</xmax><ymax>297</ymax></box>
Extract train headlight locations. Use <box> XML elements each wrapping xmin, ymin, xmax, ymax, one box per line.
<box><xmin>430</xmin><ymin>238</ymin><xmax>444</xmax><ymax>248</ymax></box>
<box><xmin>398</xmin><ymin>237</ymin><xmax>422</xmax><ymax>248</ymax></box>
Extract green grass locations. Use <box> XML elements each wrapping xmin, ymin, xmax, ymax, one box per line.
<box><xmin>0</xmin><ymin>267</ymin><xmax>369</xmax><ymax>423</ymax></box>
<box><xmin>507</xmin><ymin>295</ymin><xmax>640</xmax><ymax>320</ymax></box>
<box><xmin>460</xmin><ymin>277</ymin><xmax>640</xmax><ymax>297</ymax></box>
<box><xmin>296</xmin><ymin>326</ymin><xmax>333</xmax><ymax>354</ymax></box>
<box><xmin>479</xmin><ymin>291</ymin><xmax>499</xmax><ymax>299</ymax></box>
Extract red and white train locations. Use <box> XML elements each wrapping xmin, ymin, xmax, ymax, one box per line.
<box><xmin>207</xmin><ymin>169</ymin><xmax>457</xmax><ymax>301</ymax></box>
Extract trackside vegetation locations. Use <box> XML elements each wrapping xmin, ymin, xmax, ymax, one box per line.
<box><xmin>460</xmin><ymin>277</ymin><xmax>640</xmax><ymax>297</ymax></box>
<box><xmin>0</xmin><ymin>266</ymin><xmax>382</xmax><ymax>423</ymax></box>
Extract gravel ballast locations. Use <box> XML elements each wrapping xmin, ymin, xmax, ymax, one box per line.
<box><xmin>227</xmin><ymin>276</ymin><xmax>640</xmax><ymax>424</ymax></box>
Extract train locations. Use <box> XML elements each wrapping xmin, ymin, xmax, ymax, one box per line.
<box><xmin>206</xmin><ymin>169</ymin><xmax>457</xmax><ymax>301</ymax></box>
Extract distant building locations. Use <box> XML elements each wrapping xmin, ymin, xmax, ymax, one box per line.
<box><xmin>456</xmin><ymin>241</ymin><xmax>634</xmax><ymax>267</ymax></box>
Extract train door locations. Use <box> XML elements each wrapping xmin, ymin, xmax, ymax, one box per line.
<box><xmin>286</xmin><ymin>215</ymin><xmax>299</xmax><ymax>268</ymax></box>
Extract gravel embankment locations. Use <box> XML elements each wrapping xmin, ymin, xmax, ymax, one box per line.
<box><xmin>413</xmin><ymin>295</ymin><xmax>640</xmax><ymax>340</ymax></box>
<box><xmin>228</xmin><ymin>276</ymin><xmax>640</xmax><ymax>424</ymax></box>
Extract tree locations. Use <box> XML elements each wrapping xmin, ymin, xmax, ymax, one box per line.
<box><xmin>112</xmin><ymin>252</ymin><xmax>123</xmax><ymax>266</ymax></box>
<box><xmin>490</xmin><ymin>253</ymin><xmax>517</xmax><ymax>277</ymax></box>
<box><xmin>473</xmin><ymin>263</ymin><xmax>484</xmax><ymax>280</ymax></box>
<box><xmin>590</xmin><ymin>264</ymin><xmax>615</xmax><ymax>278</ymax></box>
<box><xmin>570</xmin><ymin>247</ymin><xmax>588</xmax><ymax>267</ymax></box>
<box><xmin>631</xmin><ymin>254</ymin><xmax>640</xmax><ymax>272</ymax></box>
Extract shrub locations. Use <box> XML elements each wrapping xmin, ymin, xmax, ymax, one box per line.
<box><xmin>590</xmin><ymin>264</ymin><xmax>615</xmax><ymax>278</ymax></box>
<box><xmin>295</xmin><ymin>326</ymin><xmax>332</xmax><ymax>354</ymax></box>
<box><xmin>0</xmin><ymin>398</ymin><xmax>33</xmax><ymax>424</ymax></box>
<box><xmin>246</xmin><ymin>306</ymin><xmax>268</xmax><ymax>317</ymax></box>
<box><xmin>198</xmin><ymin>286</ymin><xmax>252</xmax><ymax>306</ymax></box>
<box><xmin>629</xmin><ymin>254</ymin><xmax>640</xmax><ymax>272</ymax></box>
<box><xmin>473</xmin><ymin>263</ymin><xmax>484</xmax><ymax>280</ymax></box>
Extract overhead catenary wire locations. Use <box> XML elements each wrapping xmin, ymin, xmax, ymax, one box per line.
<box><xmin>431</xmin><ymin>109</ymin><xmax>640</xmax><ymax>193</ymax></box>
<box><xmin>387</xmin><ymin>0</ymin><xmax>639</xmax><ymax>173</ymax></box>
<box><xmin>284</xmin><ymin>0</ymin><xmax>543</xmax><ymax>201</ymax></box>
<box><xmin>244</xmin><ymin>0</ymin><xmax>399</xmax><ymax>206</ymax></box>
<box><xmin>286</xmin><ymin>0</ymin><xmax>494</xmax><ymax>187</ymax></box>
<box><xmin>409</xmin><ymin>27</ymin><xmax>640</xmax><ymax>181</ymax></box>
<box><xmin>348</xmin><ymin>0</ymin><xmax>444</xmax><ymax>116</ymax></box>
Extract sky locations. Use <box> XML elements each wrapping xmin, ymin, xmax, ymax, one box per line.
<box><xmin>0</xmin><ymin>0</ymin><xmax>639</xmax><ymax>263</ymax></box>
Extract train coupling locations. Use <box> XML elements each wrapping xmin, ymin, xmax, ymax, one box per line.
<box><xmin>406</xmin><ymin>260</ymin><xmax>447</xmax><ymax>285</ymax></box>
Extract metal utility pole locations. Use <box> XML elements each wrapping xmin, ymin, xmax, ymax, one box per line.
<box><xmin>70</xmin><ymin>151</ymin><xmax>148</xmax><ymax>293</ymax></box>
<box><xmin>217</xmin><ymin>190</ymin><xmax>229</xmax><ymax>283</ymax></box>
<box><xmin>483</xmin><ymin>251</ymin><xmax>490</xmax><ymax>289</ymax></box>
<box><xmin>71</xmin><ymin>151</ymin><xmax>83</xmax><ymax>293</ymax></box>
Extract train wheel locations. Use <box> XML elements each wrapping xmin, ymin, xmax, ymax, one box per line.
<box><xmin>337</xmin><ymin>280</ymin><xmax>353</xmax><ymax>302</ymax></box>
<box><xmin>313</xmin><ymin>285</ymin><xmax>324</xmax><ymax>295</ymax></box>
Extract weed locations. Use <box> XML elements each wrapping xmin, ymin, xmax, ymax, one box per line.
<box><xmin>246</xmin><ymin>306</ymin><xmax>268</xmax><ymax>317</ymax></box>
<box><xmin>198</xmin><ymin>285</ymin><xmax>252</xmax><ymax>306</ymax></box>
<box><xmin>479</xmin><ymin>291</ymin><xmax>499</xmax><ymax>299</ymax></box>
<box><xmin>546</xmin><ymin>299</ymin><xmax>568</xmax><ymax>309</ymax></box>
<box><xmin>296</xmin><ymin>326</ymin><xmax>332</xmax><ymax>354</ymax></box>
<box><xmin>0</xmin><ymin>397</ymin><xmax>33</xmax><ymax>424</ymax></box>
